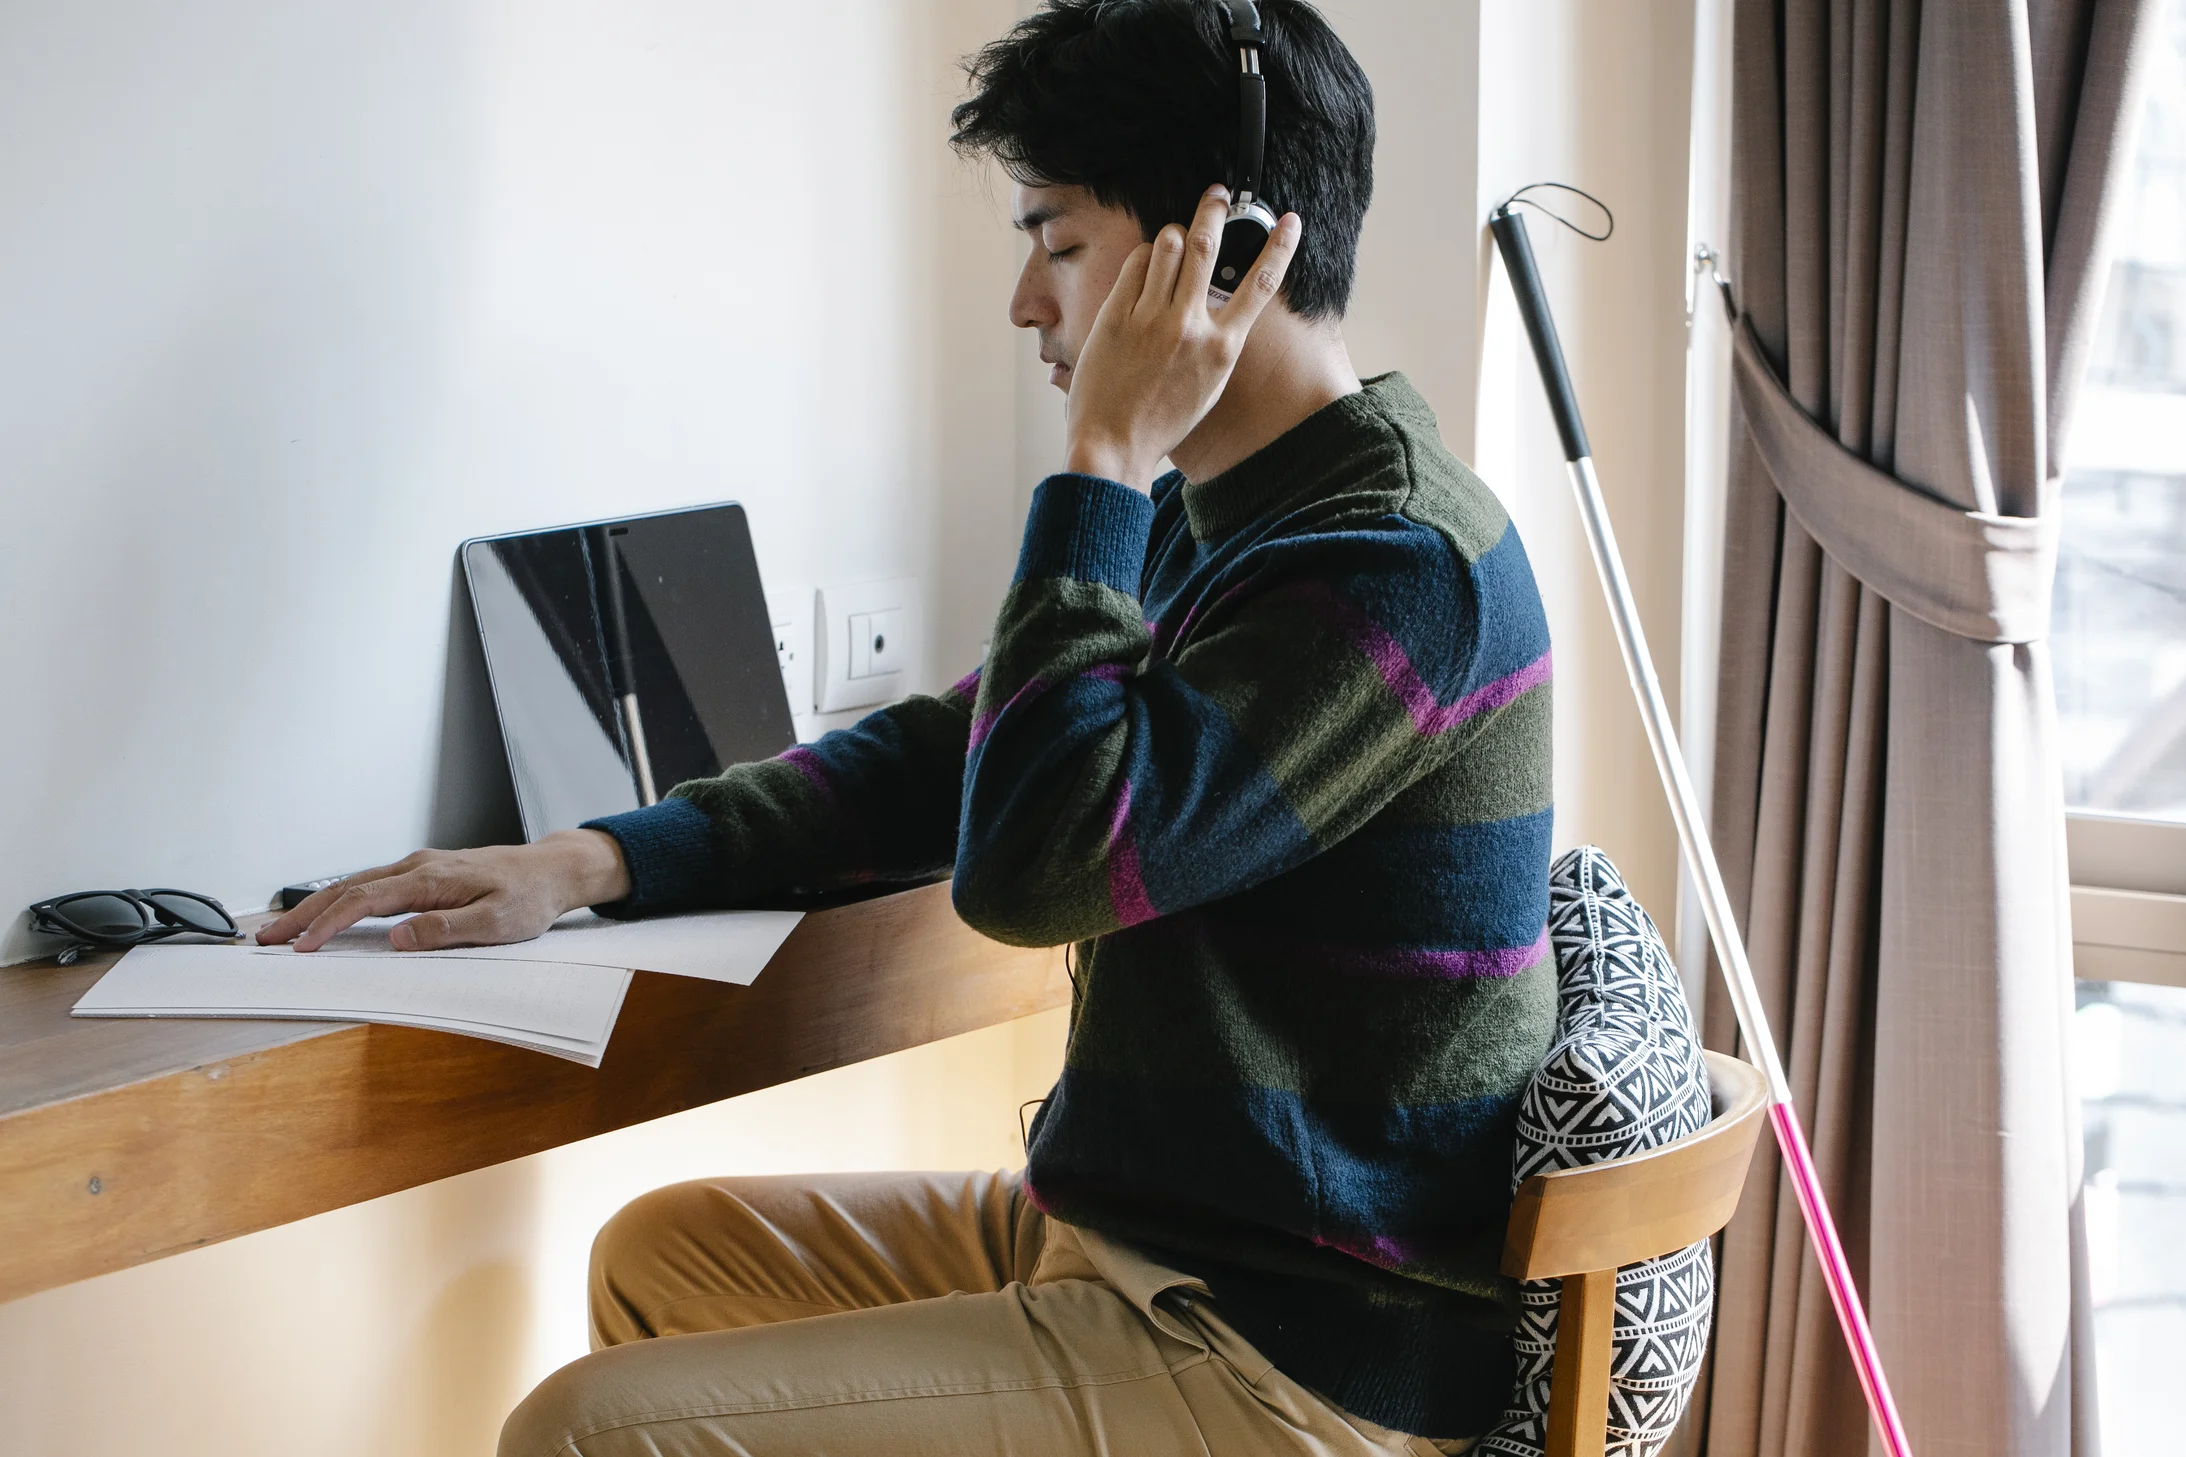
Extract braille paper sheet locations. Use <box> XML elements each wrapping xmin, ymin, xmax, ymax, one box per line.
<box><xmin>247</xmin><ymin>908</ymin><xmax>804</xmax><ymax>986</ymax></box>
<box><xmin>70</xmin><ymin>909</ymin><xmax>804</xmax><ymax>1067</ymax></box>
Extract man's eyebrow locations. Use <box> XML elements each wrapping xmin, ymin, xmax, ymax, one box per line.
<box><xmin>1012</xmin><ymin>203</ymin><xmax>1066</xmax><ymax>232</ymax></box>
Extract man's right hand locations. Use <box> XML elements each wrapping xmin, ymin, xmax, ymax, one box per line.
<box><xmin>255</xmin><ymin>828</ymin><xmax>632</xmax><ymax>953</ymax></box>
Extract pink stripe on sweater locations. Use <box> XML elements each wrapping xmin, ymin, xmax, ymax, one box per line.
<box><xmin>779</xmin><ymin>745</ymin><xmax>834</xmax><ymax>802</ymax></box>
<box><xmin>969</xmin><ymin>664</ymin><xmax>1130</xmax><ymax>750</ymax></box>
<box><xmin>1442</xmin><ymin>651</ymin><xmax>1555</xmax><ymax>728</ymax></box>
<box><xmin>1361</xmin><ymin>633</ymin><xmax>1552</xmax><ymax>738</ymax></box>
<box><xmin>1106</xmin><ymin>781</ymin><xmax>1158</xmax><ymax>927</ymax></box>
<box><xmin>1292</xmin><ymin>583</ymin><xmax>1551</xmax><ymax>737</ymax></box>
<box><xmin>778</xmin><ymin>745</ymin><xmax>876</xmax><ymax>882</ymax></box>
<box><xmin>1324</xmin><ymin>928</ymin><xmax>1551</xmax><ymax>981</ymax></box>
<box><xmin>1312</xmin><ymin>1228</ymin><xmax>1427</xmax><ymax>1272</ymax></box>
<box><xmin>1191</xmin><ymin>916</ymin><xmax>1550</xmax><ymax>982</ymax></box>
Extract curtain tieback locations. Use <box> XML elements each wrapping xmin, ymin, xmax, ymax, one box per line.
<box><xmin>1731</xmin><ymin>317</ymin><xmax>2056</xmax><ymax>645</ymax></box>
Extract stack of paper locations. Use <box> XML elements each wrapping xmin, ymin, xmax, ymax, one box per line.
<box><xmin>255</xmin><ymin>909</ymin><xmax>805</xmax><ymax>983</ymax></box>
<box><xmin>71</xmin><ymin>909</ymin><xmax>804</xmax><ymax>1067</ymax></box>
<box><xmin>74</xmin><ymin>946</ymin><xmax>637</xmax><ymax>1063</ymax></box>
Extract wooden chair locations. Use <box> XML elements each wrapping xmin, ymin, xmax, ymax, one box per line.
<box><xmin>1501</xmin><ymin>1050</ymin><xmax>1770</xmax><ymax>1457</ymax></box>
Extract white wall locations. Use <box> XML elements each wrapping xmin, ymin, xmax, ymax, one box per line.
<box><xmin>0</xmin><ymin>2</ymin><xmax>1701</xmax><ymax>1452</ymax></box>
<box><xmin>0</xmin><ymin>0</ymin><xmax>1025</xmax><ymax>957</ymax></box>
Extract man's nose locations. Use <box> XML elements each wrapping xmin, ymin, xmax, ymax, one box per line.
<box><xmin>1008</xmin><ymin>254</ymin><xmax>1053</xmax><ymax>331</ymax></box>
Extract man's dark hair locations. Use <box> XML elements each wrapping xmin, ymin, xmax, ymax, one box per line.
<box><xmin>950</xmin><ymin>0</ymin><xmax>1375</xmax><ymax>320</ymax></box>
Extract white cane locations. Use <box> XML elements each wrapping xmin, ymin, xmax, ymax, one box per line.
<box><xmin>1488</xmin><ymin>199</ymin><xmax>1913</xmax><ymax>1457</ymax></box>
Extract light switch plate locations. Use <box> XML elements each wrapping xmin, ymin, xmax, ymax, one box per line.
<box><xmin>815</xmin><ymin>578</ymin><xmax>921</xmax><ymax>713</ymax></box>
<box><xmin>851</xmin><ymin>608</ymin><xmax>905</xmax><ymax>679</ymax></box>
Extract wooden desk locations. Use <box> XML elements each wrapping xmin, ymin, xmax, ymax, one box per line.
<box><xmin>0</xmin><ymin>883</ymin><xmax>1069</xmax><ymax>1306</ymax></box>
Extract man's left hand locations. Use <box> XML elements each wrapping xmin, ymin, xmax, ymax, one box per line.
<box><xmin>1062</xmin><ymin>185</ymin><xmax>1302</xmax><ymax>491</ymax></box>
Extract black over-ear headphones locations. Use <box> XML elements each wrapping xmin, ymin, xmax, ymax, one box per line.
<box><xmin>1212</xmin><ymin>1</ymin><xmax>1276</xmax><ymax>302</ymax></box>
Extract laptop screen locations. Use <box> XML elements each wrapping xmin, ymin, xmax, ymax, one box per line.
<box><xmin>462</xmin><ymin>502</ymin><xmax>794</xmax><ymax>839</ymax></box>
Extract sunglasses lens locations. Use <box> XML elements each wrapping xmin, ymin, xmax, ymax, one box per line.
<box><xmin>54</xmin><ymin>894</ymin><xmax>149</xmax><ymax>938</ymax></box>
<box><xmin>146</xmin><ymin>892</ymin><xmax>233</xmax><ymax>935</ymax></box>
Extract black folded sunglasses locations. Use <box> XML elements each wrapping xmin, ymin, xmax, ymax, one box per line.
<box><xmin>27</xmin><ymin>888</ymin><xmax>241</xmax><ymax>965</ymax></box>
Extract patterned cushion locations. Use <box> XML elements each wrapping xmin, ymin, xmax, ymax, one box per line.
<box><xmin>1479</xmin><ymin>846</ymin><xmax>1715</xmax><ymax>1457</ymax></box>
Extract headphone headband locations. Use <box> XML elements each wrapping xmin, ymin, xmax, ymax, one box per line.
<box><xmin>1210</xmin><ymin>2</ymin><xmax>1276</xmax><ymax>302</ymax></box>
<box><xmin>1218</xmin><ymin>2</ymin><xmax>1266</xmax><ymax>206</ymax></box>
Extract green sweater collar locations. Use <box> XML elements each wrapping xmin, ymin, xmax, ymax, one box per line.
<box><xmin>1176</xmin><ymin>372</ymin><xmax>1438</xmax><ymax>540</ymax></box>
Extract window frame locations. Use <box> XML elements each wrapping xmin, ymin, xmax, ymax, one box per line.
<box><xmin>2069</xmin><ymin>811</ymin><xmax>2186</xmax><ymax>988</ymax></box>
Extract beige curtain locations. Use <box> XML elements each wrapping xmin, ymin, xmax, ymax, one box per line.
<box><xmin>1696</xmin><ymin>3</ymin><xmax>2159</xmax><ymax>1457</ymax></box>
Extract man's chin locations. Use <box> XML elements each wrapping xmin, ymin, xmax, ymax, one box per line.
<box><xmin>1049</xmin><ymin>363</ymin><xmax>1071</xmax><ymax>391</ymax></box>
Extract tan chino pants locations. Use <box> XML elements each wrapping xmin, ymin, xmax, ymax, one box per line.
<box><xmin>499</xmin><ymin>1169</ymin><xmax>1473</xmax><ymax>1457</ymax></box>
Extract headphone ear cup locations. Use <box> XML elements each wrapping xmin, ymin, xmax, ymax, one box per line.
<box><xmin>1212</xmin><ymin>200</ymin><xmax>1278</xmax><ymax>300</ymax></box>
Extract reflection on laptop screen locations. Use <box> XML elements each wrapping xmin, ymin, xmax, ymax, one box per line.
<box><xmin>462</xmin><ymin>502</ymin><xmax>795</xmax><ymax>839</ymax></box>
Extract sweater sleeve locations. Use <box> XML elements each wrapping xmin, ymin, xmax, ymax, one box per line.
<box><xmin>954</xmin><ymin>473</ymin><xmax>1546</xmax><ymax>948</ymax></box>
<box><xmin>582</xmin><ymin>670</ymin><xmax>979</xmax><ymax>916</ymax></box>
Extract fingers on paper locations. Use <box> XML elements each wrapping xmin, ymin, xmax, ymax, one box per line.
<box><xmin>389</xmin><ymin>902</ymin><xmax>508</xmax><ymax>952</ymax></box>
<box><xmin>256</xmin><ymin>858</ymin><xmax>411</xmax><ymax>946</ymax></box>
<box><xmin>288</xmin><ymin>867</ymin><xmax>460</xmax><ymax>953</ymax></box>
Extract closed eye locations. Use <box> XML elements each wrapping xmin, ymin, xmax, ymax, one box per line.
<box><xmin>1045</xmin><ymin>245</ymin><xmax>1081</xmax><ymax>263</ymax></box>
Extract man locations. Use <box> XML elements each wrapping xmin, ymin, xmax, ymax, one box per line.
<box><xmin>260</xmin><ymin>3</ymin><xmax>1554</xmax><ymax>1452</ymax></box>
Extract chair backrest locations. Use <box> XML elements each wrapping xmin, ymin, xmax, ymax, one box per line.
<box><xmin>1499</xmin><ymin>1050</ymin><xmax>1769</xmax><ymax>1457</ymax></box>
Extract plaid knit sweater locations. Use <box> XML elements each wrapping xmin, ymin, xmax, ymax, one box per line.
<box><xmin>588</xmin><ymin>373</ymin><xmax>1556</xmax><ymax>1437</ymax></box>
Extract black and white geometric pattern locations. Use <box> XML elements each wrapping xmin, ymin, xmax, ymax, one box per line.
<box><xmin>1479</xmin><ymin>847</ymin><xmax>1715</xmax><ymax>1457</ymax></box>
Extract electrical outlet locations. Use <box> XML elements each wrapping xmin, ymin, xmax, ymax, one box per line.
<box><xmin>816</xmin><ymin>578</ymin><xmax>920</xmax><ymax>713</ymax></box>
<box><xmin>764</xmin><ymin>589</ymin><xmax>812</xmax><ymax>713</ymax></box>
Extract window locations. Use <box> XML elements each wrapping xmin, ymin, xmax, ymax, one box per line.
<box><xmin>2060</xmin><ymin>7</ymin><xmax>2186</xmax><ymax>1452</ymax></box>
<box><xmin>2058</xmin><ymin>26</ymin><xmax>2186</xmax><ymax>827</ymax></box>
<box><xmin>2076</xmin><ymin>979</ymin><xmax>2186</xmax><ymax>1457</ymax></box>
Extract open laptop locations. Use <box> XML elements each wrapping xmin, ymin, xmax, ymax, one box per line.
<box><xmin>462</xmin><ymin>502</ymin><xmax>794</xmax><ymax>839</ymax></box>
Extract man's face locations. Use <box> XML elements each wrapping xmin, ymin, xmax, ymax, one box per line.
<box><xmin>1009</xmin><ymin>183</ymin><xmax>1150</xmax><ymax>393</ymax></box>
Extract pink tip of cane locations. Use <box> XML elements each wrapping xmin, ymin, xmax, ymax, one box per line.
<box><xmin>1767</xmin><ymin>1100</ymin><xmax>1915</xmax><ymax>1457</ymax></box>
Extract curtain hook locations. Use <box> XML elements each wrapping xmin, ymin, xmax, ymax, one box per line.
<box><xmin>1692</xmin><ymin>243</ymin><xmax>1738</xmax><ymax>326</ymax></box>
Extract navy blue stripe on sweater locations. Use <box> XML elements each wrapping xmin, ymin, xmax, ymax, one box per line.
<box><xmin>1216</xmin><ymin>809</ymin><xmax>1554</xmax><ymax>951</ymax></box>
<box><xmin>1028</xmin><ymin>1065</ymin><xmax>1526</xmax><ymax>1262</ymax></box>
